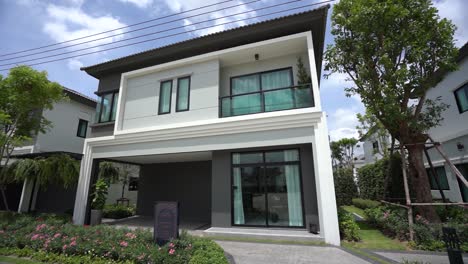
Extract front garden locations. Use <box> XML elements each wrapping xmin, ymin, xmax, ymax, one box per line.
<box><xmin>0</xmin><ymin>212</ymin><xmax>228</xmax><ymax>264</ymax></box>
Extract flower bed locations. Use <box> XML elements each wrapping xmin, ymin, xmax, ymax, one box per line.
<box><xmin>0</xmin><ymin>212</ymin><xmax>227</xmax><ymax>264</ymax></box>
<box><xmin>365</xmin><ymin>205</ymin><xmax>468</xmax><ymax>252</ymax></box>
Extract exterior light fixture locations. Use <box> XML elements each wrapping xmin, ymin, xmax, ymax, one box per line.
<box><xmin>254</xmin><ymin>53</ymin><xmax>259</xmax><ymax>61</ymax></box>
<box><xmin>457</xmin><ymin>142</ymin><xmax>465</xmax><ymax>151</ymax></box>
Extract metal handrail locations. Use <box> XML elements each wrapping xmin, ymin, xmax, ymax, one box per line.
<box><xmin>219</xmin><ymin>83</ymin><xmax>312</xmax><ymax>99</ymax></box>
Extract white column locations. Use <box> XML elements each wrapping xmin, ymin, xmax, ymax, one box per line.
<box><xmin>73</xmin><ymin>142</ymin><xmax>94</xmax><ymax>225</ymax></box>
<box><xmin>312</xmin><ymin>112</ymin><xmax>340</xmax><ymax>246</ymax></box>
<box><xmin>18</xmin><ymin>179</ymin><xmax>35</xmax><ymax>213</ymax></box>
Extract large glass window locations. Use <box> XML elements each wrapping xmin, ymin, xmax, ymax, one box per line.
<box><xmin>232</xmin><ymin>149</ymin><xmax>304</xmax><ymax>227</ymax></box>
<box><xmin>222</xmin><ymin>68</ymin><xmax>313</xmax><ymax>117</ymax></box>
<box><xmin>426</xmin><ymin>166</ymin><xmax>450</xmax><ymax>190</ymax></box>
<box><xmin>455</xmin><ymin>164</ymin><xmax>468</xmax><ymax>202</ymax></box>
<box><xmin>95</xmin><ymin>92</ymin><xmax>118</xmax><ymax>123</ymax></box>
<box><xmin>159</xmin><ymin>80</ymin><xmax>172</xmax><ymax>114</ymax></box>
<box><xmin>176</xmin><ymin>77</ymin><xmax>190</xmax><ymax>112</ymax></box>
<box><xmin>454</xmin><ymin>83</ymin><xmax>468</xmax><ymax>113</ymax></box>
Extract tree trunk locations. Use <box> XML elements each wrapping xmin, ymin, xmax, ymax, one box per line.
<box><xmin>406</xmin><ymin>144</ymin><xmax>441</xmax><ymax>223</ymax></box>
<box><xmin>0</xmin><ymin>186</ymin><xmax>10</xmax><ymax>211</ymax></box>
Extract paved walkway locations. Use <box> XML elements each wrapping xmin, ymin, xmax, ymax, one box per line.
<box><xmin>216</xmin><ymin>241</ymin><xmax>371</xmax><ymax>264</ymax></box>
<box><xmin>373</xmin><ymin>250</ymin><xmax>468</xmax><ymax>264</ymax></box>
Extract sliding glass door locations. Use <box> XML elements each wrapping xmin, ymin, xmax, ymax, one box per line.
<box><xmin>232</xmin><ymin>149</ymin><xmax>304</xmax><ymax>227</ymax></box>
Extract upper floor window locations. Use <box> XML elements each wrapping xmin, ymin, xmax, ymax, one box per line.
<box><xmin>76</xmin><ymin>119</ymin><xmax>88</xmax><ymax>138</ymax></box>
<box><xmin>95</xmin><ymin>92</ymin><xmax>119</xmax><ymax>123</ymax></box>
<box><xmin>454</xmin><ymin>83</ymin><xmax>468</xmax><ymax>113</ymax></box>
<box><xmin>176</xmin><ymin>76</ymin><xmax>191</xmax><ymax>112</ymax></box>
<box><xmin>426</xmin><ymin>166</ymin><xmax>449</xmax><ymax>190</ymax></box>
<box><xmin>159</xmin><ymin>80</ymin><xmax>172</xmax><ymax>114</ymax></box>
<box><xmin>220</xmin><ymin>67</ymin><xmax>313</xmax><ymax>117</ymax></box>
<box><xmin>372</xmin><ymin>141</ymin><xmax>379</xmax><ymax>152</ymax></box>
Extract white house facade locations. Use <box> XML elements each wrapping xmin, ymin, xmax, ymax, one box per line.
<box><xmin>73</xmin><ymin>6</ymin><xmax>340</xmax><ymax>245</ymax></box>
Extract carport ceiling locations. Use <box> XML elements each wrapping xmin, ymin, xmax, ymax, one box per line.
<box><xmin>109</xmin><ymin>151</ymin><xmax>212</xmax><ymax>164</ymax></box>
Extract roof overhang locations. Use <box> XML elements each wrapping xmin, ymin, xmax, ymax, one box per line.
<box><xmin>81</xmin><ymin>5</ymin><xmax>329</xmax><ymax>80</ymax></box>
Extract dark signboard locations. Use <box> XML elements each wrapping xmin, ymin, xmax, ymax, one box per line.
<box><xmin>154</xmin><ymin>201</ymin><xmax>179</xmax><ymax>246</ymax></box>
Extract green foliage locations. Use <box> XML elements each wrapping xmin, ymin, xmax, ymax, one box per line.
<box><xmin>91</xmin><ymin>179</ymin><xmax>108</xmax><ymax>210</ymax></box>
<box><xmin>357</xmin><ymin>159</ymin><xmax>387</xmax><ymax>200</ymax></box>
<box><xmin>331</xmin><ymin>138</ymin><xmax>359</xmax><ymax>169</ymax></box>
<box><xmin>103</xmin><ymin>204</ymin><xmax>136</xmax><ymax>219</ymax></box>
<box><xmin>352</xmin><ymin>199</ymin><xmax>380</xmax><ymax>210</ymax></box>
<box><xmin>0</xmin><ymin>212</ymin><xmax>228</xmax><ymax>264</ymax></box>
<box><xmin>338</xmin><ymin>208</ymin><xmax>361</xmax><ymax>241</ymax></box>
<box><xmin>334</xmin><ymin>168</ymin><xmax>358</xmax><ymax>206</ymax></box>
<box><xmin>9</xmin><ymin>154</ymin><xmax>79</xmax><ymax>189</ymax></box>
<box><xmin>356</xmin><ymin>111</ymin><xmax>390</xmax><ymax>157</ymax></box>
<box><xmin>296</xmin><ymin>57</ymin><xmax>311</xmax><ymax>84</ymax></box>
<box><xmin>99</xmin><ymin>162</ymin><xmax>120</xmax><ymax>185</ymax></box>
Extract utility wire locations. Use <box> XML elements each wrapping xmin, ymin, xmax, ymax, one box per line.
<box><xmin>0</xmin><ymin>0</ymin><xmax>238</xmax><ymax>57</ymax></box>
<box><xmin>0</xmin><ymin>0</ymin><xmax>312</xmax><ymax>66</ymax></box>
<box><xmin>0</xmin><ymin>0</ymin><xmax>263</xmax><ymax>62</ymax></box>
<box><xmin>0</xmin><ymin>1</ymin><xmax>333</xmax><ymax>72</ymax></box>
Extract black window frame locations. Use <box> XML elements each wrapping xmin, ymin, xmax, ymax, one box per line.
<box><xmin>372</xmin><ymin>141</ymin><xmax>379</xmax><ymax>152</ymax></box>
<box><xmin>454</xmin><ymin>83</ymin><xmax>468</xmax><ymax>114</ymax></box>
<box><xmin>230</xmin><ymin>148</ymin><xmax>306</xmax><ymax>228</ymax></box>
<box><xmin>76</xmin><ymin>119</ymin><xmax>88</xmax><ymax>138</ymax></box>
<box><xmin>95</xmin><ymin>91</ymin><xmax>119</xmax><ymax>123</ymax></box>
<box><xmin>176</xmin><ymin>76</ymin><xmax>191</xmax><ymax>112</ymax></box>
<box><xmin>426</xmin><ymin>166</ymin><xmax>450</xmax><ymax>190</ymax></box>
<box><xmin>158</xmin><ymin>80</ymin><xmax>173</xmax><ymax>115</ymax></box>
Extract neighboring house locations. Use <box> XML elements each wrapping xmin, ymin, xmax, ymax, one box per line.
<box><xmin>359</xmin><ymin>128</ymin><xmax>392</xmax><ymax>166</ymax></box>
<box><xmin>424</xmin><ymin>42</ymin><xmax>468</xmax><ymax>203</ymax></box>
<box><xmin>73</xmin><ymin>6</ymin><xmax>340</xmax><ymax>245</ymax></box>
<box><xmin>0</xmin><ymin>87</ymin><xmax>96</xmax><ymax>213</ymax></box>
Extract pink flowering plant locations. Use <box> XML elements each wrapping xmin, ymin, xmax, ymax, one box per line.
<box><xmin>0</xmin><ymin>212</ymin><xmax>228</xmax><ymax>263</ymax></box>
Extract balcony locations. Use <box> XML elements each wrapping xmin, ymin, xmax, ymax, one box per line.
<box><xmin>220</xmin><ymin>84</ymin><xmax>314</xmax><ymax>118</ymax></box>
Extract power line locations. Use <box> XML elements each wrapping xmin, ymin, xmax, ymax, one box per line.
<box><xmin>0</xmin><ymin>1</ymin><xmax>333</xmax><ymax>72</ymax></box>
<box><xmin>0</xmin><ymin>0</ymin><xmax>309</xmax><ymax>66</ymax></box>
<box><xmin>0</xmin><ymin>0</ymin><xmax>263</xmax><ymax>62</ymax></box>
<box><xmin>0</xmin><ymin>0</ymin><xmax>238</xmax><ymax>58</ymax></box>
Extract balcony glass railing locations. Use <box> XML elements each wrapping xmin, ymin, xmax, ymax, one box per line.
<box><xmin>220</xmin><ymin>84</ymin><xmax>314</xmax><ymax>117</ymax></box>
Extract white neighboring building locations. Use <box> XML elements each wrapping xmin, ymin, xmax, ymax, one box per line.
<box><xmin>424</xmin><ymin>42</ymin><xmax>468</xmax><ymax>203</ymax></box>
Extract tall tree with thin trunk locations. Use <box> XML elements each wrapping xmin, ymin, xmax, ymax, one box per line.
<box><xmin>0</xmin><ymin>66</ymin><xmax>64</xmax><ymax>210</ymax></box>
<box><xmin>325</xmin><ymin>0</ymin><xmax>458</xmax><ymax>221</ymax></box>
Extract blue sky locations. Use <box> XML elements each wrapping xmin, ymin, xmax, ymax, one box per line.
<box><xmin>0</xmin><ymin>0</ymin><xmax>467</xmax><ymax>142</ymax></box>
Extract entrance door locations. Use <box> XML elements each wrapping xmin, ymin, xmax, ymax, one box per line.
<box><xmin>232</xmin><ymin>149</ymin><xmax>304</xmax><ymax>227</ymax></box>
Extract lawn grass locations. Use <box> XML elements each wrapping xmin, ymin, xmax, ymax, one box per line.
<box><xmin>0</xmin><ymin>256</ymin><xmax>41</xmax><ymax>264</ymax></box>
<box><xmin>342</xmin><ymin>205</ymin><xmax>367</xmax><ymax>220</ymax></box>
<box><xmin>343</xmin><ymin>221</ymin><xmax>407</xmax><ymax>250</ymax></box>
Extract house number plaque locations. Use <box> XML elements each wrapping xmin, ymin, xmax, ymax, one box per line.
<box><xmin>154</xmin><ymin>201</ymin><xmax>179</xmax><ymax>246</ymax></box>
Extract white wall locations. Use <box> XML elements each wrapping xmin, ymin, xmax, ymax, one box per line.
<box><xmin>220</xmin><ymin>52</ymin><xmax>310</xmax><ymax>97</ymax></box>
<box><xmin>121</xmin><ymin>59</ymin><xmax>219</xmax><ymax>130</ymax></box>
<box><xmin>35</xmin><ymin>100</ymin><xmax>94</xmax><ymax>153</ymax></box>
<box><xmin>426</xmin><ymin>57</ymin><xmax>468</xmax><ymax>142</ymax></box>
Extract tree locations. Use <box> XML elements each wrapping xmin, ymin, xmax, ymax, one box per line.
<box><xmin>0</xmin><ymin>66</ymin><xmax>64</xmax><ymax>210</ymax></box>
<box><xmin>331</xmin><ymin>138</ymin><xmax>359</xmax><ymax>169</ymax></box>
<box><xmin>325</xmin><ymin>0</ymin><xmax>458</xmax><ymax>221</ymax></box>
<box><xmin>357</xmin><ymin>111</ymin><xmax>391</xmax><ymax>157</ymax></box>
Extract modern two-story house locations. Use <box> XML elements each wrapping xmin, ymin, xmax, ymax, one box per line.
<box><xmin>1</xmin><ymin>87</ymin><xmax>96</xmax><ymax>213</ymax></box>
<box><xmin>424</xmin><ymin>42</ymin><xmax>468</xmax><ymax>203</ymax></box>
<box><xmin>73</xmin><ymin>6</ymin><xmax>340</xmax><ymax>245</ymax></box>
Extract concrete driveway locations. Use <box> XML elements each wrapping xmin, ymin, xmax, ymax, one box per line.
<box><xmin>216</xmin><ymin>241</ymin><xmax>370</xmax><ymax>264</ymax></box>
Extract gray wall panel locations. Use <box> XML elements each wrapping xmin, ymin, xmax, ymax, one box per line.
<box><xmin>137</xmin><ymin>161</ymin><xmax>212</xmax><ymax>223</ymax></box>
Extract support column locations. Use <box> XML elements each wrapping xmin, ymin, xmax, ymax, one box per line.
<box><xmin>73</xmin><ymin>143</ymin><xmax>97</xmax><ymax>225</ymax></box>
<box><xmin>312</xmin><ymin>112</ymin><xmax>340</xmax><ymax>246</ymax></box>
<box><xmin>17</xmin><ymin>178</ymin><xmax>38</xmax><ymax>213</ymax></box>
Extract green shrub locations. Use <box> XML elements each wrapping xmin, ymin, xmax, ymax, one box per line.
<box><xmin>352</xmin><ymin>198</ymin><xmax>380</xmax><ymax>210</ymax></box>
<box><xmin>338</xmin><ymin>208</ymin><xmax>361</xmax><ymax>241</ymax></box>
<box><xmin>334</xmin><ymin>168</ymin><xmax>358</xmax><ymax>206</ymax></box>
<box><xmin>0</xmin><ymin>212</ymin><xmax>228</xmax><ymax>264</ymax></box>
<box><xmin>103</xmin><ymin>204</ymin><xmax>136</xmax><ymax>219</ymax></box>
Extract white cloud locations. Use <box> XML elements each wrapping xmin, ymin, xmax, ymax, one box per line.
<box><xmin>67</xmin><ymin>58</ymin><xmax>84</xmax><ymax>70</ymax></box>
<box><xmin>160</xmin><ymin>0</ymin><xmax>258</xmax><ymax>37</ymax></box>
<box><xmin>117</xmin><ymin>0</ymin><xmax>154</xmax><ymax>8</ymax></box>
<box><xmin>327</xmin><ymin>107</ymin><xmax>363</xmax><ymax>142</ymax></box>
<box><xmin>433</xmin><ymin>0</ymin><xmax>468</xmax><ymax>47</ymax></box>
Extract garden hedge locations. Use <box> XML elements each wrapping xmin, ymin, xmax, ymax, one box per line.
<box><xmin>334</xmin><ymin>168</ymin><xmax>358</xmax><ymax>206</ymax></box>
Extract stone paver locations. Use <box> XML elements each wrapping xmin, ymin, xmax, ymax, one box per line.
<box><xmin>216</xmin><ymin>241</ymin><xmax>371</xmax><ymax>264</ymax></box>
<box><xmin>374</xmin><ymin>251</ymin><xmax>468</xmax><ymax>264</ymax></box>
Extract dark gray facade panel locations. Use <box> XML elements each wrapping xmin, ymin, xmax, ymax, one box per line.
<box><xmin>90</xmin><ymin>123</ymin><xmax>115</xmax><ymax>137</ymax></box>
<box><xmin>137</xmin><ymin>161</ymin><xmax>212</xmax><ymax>223</ymax></box>
<box><xmin>97</xmin><ymin>73</ymin><xmax>122</xmax><ymax>94</ymax></box>
<box><xmin>35</xmin><ymin>184</ymin><xmax>77</xmax><ymax>214</ymax></box>
<box><xmin>211</xmin><ymin>143</ymin><xmax>319</xmax><ymax>230</ymax></box>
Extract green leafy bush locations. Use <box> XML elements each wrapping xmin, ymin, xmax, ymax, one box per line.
<box><xmin>352</xmin><ymin>198</ymin><xmax>380</xmax><ymax>210</ymax></box>
<box><xmin>91</xmin><ymin>178</ymin><xmax>109</xmax><ymax>210</ymax></box>
<box><xmin>0</xmin><ymin>212</ymin><xmax>228</xmax><ymax>264</ymax></box>
<box><xmin>334</xmin><ymin>168</ymin><xmax>358</xmax><ymax>206</ymax></box>
<box><xmin>338</xmin><ymin>208</ymin><xmax>361</xmax><ymax>241</ymax></box>
<box><xmin>103</xmin><ymin>204</ymin><xmax>136</xmax><ymax>219</ymax></box>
